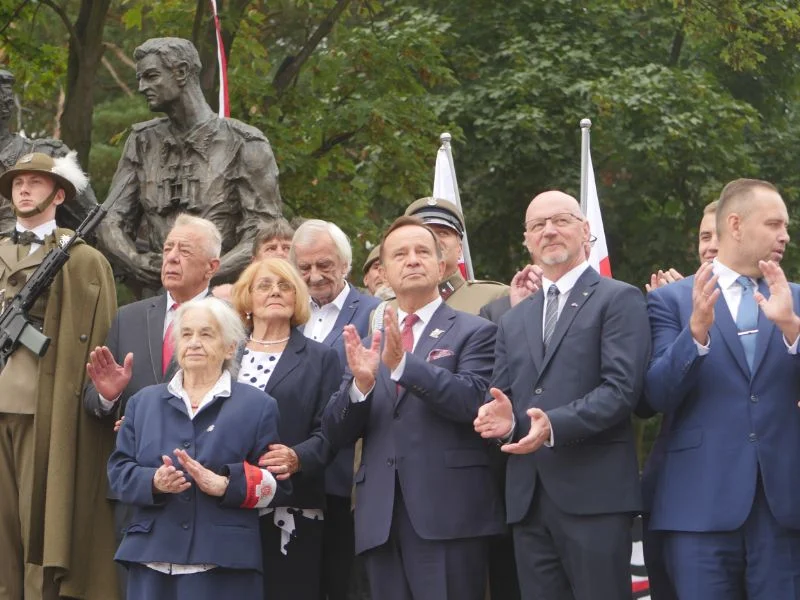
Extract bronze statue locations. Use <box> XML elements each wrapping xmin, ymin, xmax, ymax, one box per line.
<box><xmin>98</xmin><ymin>37</ymin><xmax>282</xmax><ymax>287</ymax></box>
<box><xmin>0</xmin><ymin>70</ymin><xmax>98</xmax><ymax>233</ymax></box>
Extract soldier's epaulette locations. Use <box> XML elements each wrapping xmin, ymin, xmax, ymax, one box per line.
<box><xmin>130</xmin><ymin>117</ymin><xmax>170</xmax><ymax>133</ymax></box>
<box><xmin>225</xmin><ymin>118</ymin><xmax>270</xmax><ymax>143</ymax></box>
<box><xmin>465</xmin><ymin>279</ymin><xmax>508</xmax><ymax>288</ymax></box>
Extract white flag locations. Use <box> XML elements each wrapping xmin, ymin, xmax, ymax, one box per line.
<box><xmin>586</xmin><ymin>149</ymin><xmax>612</xmax><ymax>277</ymax></box>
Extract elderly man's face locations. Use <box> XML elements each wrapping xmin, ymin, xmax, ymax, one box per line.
<box><xmin>363</xmin><ymin>260</ymin><xmax>386</xmax><ymax>295</ymax></box>
<box><xmin>293</xmin><ymin>235</ymin><xmax>348</xmax><ymax>306</ymax></box>
<box><xmin>382</xmin><ymin>224</ymin><xmax>445</xmax><ymax>298</ymax></box>
<box><xmin>161</xmin><ymin>225</ymin><xmax>219</xmax><ymax>300</ymax></box>
<box><xmin>176</xmin><ymin>307</ymin><xmax>232</xmax><ymax>373</ymax></box>
<box><xmin>136</xmin><ymin>54</ymin><xmax>181</xmax><ymax>113</ymax></box>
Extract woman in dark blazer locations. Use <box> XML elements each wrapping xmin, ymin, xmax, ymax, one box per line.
<box><xmin>232</xmin><ymin>257</ymin><xmax>341</xmax><ymax>600</ymax></box>
<box><xmin>107</xmin><ymin>298</ymin><xmax>284</xmax><ymax>600</ymax></box>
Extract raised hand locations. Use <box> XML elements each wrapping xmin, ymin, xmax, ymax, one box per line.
<box><xmin>86</xmin><ymin>346</ymin><xmax>133</xmax><ymax>401</ymax></box>
<box><xmin>501</xmin><ymin>408</ymin><xmax>551</xmax><ymax>455</ymax></box>
<box><xmin>381</xmin><ymin>306</ymin><xmax>405</xmax><ymax>371</ymax></box>
<box><xmin>689</xmin><ymin>262</ymin><xmax>720</xmax><ymax>345</ymax></box>
<box><xmin>174</xmin><ymin>448</ymin><xmax>229</xmax><ymax>497</ymax></box>
<box><xmin>474</xmin><ymin>388</ymin><xmax>515</xmax><ymax>439</ymax></box>
<box><xmin>343</xmin><ymin>324</ymin><xmax>380</xmax><ymax>394</ymax></box>
<box><xmin>645</xmin><ymin>268</ymin><xmax>684</xmax><ymax>293</ymax></box>
<box><xmin>510</xmin><ymin>264</ymin><xmax>543</xmax><ymax>307</ymax></box>
<box><xmin>152</xmin><ymin>454</ymin><xmax>191</xmax><ymax>495</ymax></box>
<box><xmin>258</xmin><ymin>444</ymin><xmax>300</xmax><ymax>481</ymax></box>
<box><xmin>756</xmin><ymin>260</ymin><xmax>800</xmax><ymax>344</ymax></box>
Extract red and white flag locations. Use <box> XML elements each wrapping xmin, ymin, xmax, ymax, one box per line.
<box><xmin>209</xmin><ymin>0</ymin><xmax>230</xmax><ymax>118</ymax></box>
<box><xmin>585</xmin><ymin>148</ymin><xmax>611</xmax><ymax>277</ymax></box>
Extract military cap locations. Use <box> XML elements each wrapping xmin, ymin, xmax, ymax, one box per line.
<box><xmin>363</xmin><ymin>245</ymin><xmax>381</xmax><ymax>274</ymax></box>
<box><xmin>0</xmin><ymin>152</ymin><xmax>88</xmax><ymax>204</ymax></box>
<box><xmin>405</xmin><ymin>197</ymin><xmax>465</xmax><ymax>238</ymax></box>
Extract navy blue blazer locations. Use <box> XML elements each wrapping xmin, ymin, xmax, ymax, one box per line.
<box><xmin>645</xmin><ymin>276</ymin><xmax>800</xmax><ymax>532</ymax></box>
<box><xmin>237</xmin><ymin>329</ymin><xmax>341</xmax><ymax>509</ymax></box>
<box><xmin>311</xmin><ymin>285</ymin><xmax>380</xmax><ymax>498</ymax></box>
<box><xmin>323</xmin><ymin>302</ymin><xmax>505</xmax><ymax>554</ymax></box>
<box><xmin>494</xmin><ymin>267</ymin><xmax>649</xmax><ymax>523</ymax></box>
<box><xmin>108</xmin><ymin>380</ymin><xmax>283</xmax><ymax>571</ymax></box>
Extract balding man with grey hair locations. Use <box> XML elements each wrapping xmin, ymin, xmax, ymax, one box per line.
<box><xmin>84</xmin><ymin>214</ymin><xmax>222</xmax><ymax>597</ymax></box>
<box><xmin>475</xmin><ymin>190</ymin><xmax>650</xmax><ymax>600</ymax></box>
<box><xmin>290</xmin><ymin>218</ymin><xmax>380</xmax><ymax>600</ymax></box>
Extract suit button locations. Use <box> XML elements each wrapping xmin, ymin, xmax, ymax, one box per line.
<box><xmin>79</xmin><ymin>334</ymin><xmax>88</xmax><ymax>342</ymax></box>
<box><xmin>181</xmin><ymin>522</ymin><xmax>190</xmax><ymax>530</ymax></box>
<box><xmin>534</xmin><ymin>388</ymin><xmax>543</xmax><ymax>395</ymax></box>
<box><xmin>386</xmin><ymin>458</ymin><xmax>395</xmax><ymax>467</ymax></box>
<box><xmin>750</xmin><ymin>395</ymin><xmax>759</xmax><ymax>403</ymax></box>
<box><xmin>182</xmin><ymin>441</ymin><xmax>191</xmax><ymax>448</ymax></box>
<box><xmin>748</xmin><ymin>433</ymin><xmax>757</xmax><ymax>442</ymax></box>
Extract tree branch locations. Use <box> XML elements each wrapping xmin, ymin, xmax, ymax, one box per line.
<box><xmin>311</xmin><ymin>130</ymin><xmax>358</xmax><ymax>159</ymax></box>
<box><xmin>103</xmin><ymin>42</ymin><xmax>136</xmax><ymax>70</ymax></box>
<box><xmin>272</xmin><ymin>0</ymin><xmax>353</xmax><ymax>95</ymax></box>
<box><xmin>102</xmin><ymin>56</ymin><xmax>133</xmax><ymax>96</ymax></box>
<box><xmin>0</xmin><ymin>0</ymin><xmax>32</xmax><ymax>38</ymax></box>
<box><xmin>39</xmin><ymin>0</ymin><xmax>80</xmax><ymax>54</ymax></box>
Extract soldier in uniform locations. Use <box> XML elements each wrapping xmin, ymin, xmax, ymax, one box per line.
<box><xmin>405</xmin><ymin>197</ymin><xmax>508</xmax><ymax>313</ymax></box>
<box><xmin>0</xmin><ymin>153</ymin><xmax>119</xmax><ymax>600</ymax></box>
<box><xmin>361</xmin><ymin>245</ymin><xmax>394</xmax><ymax>301</ymax></box>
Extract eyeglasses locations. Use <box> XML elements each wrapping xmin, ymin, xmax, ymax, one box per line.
<box><xmin>524</xmin><ymin>213</ymin><xmax>583</xmax><ymax>234</ymax></box>
<box><xmin>252</xmin><ymin>279</ymin><xmax>294</xmax><ymax>294</ymax></box>
<box><xmin>589</xmin><ymin>234</ymin><xmax>597</xmax><ymax>247</ymax></box>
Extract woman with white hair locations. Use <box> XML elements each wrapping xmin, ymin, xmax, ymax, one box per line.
<box><xmin>108</xmin><ymin>297</ymin><xmax>284</xmax><ymax>600</ymax></box>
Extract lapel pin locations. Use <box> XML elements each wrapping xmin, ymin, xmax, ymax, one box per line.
<box><xmin>206</xmin><ymin>424</ymin><xmax>215</xmax><ymax>432</ymax></box>
<box><xmin>570</xmin><ymin>302</ymin><xmax>579</xmax><ymax>307</ymax></box>
<box><xmin>582</xmin><ymin>292</ymin><xmax>588</xmax><ymax>296</ymax></box>
<box><xmin>429</xmin><ymin>328</ymin><xmax>444</xmax><ymax>339</ymax></box>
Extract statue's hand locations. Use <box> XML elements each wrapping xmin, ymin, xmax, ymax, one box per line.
<box><xmin>132</xmin><ymin>252</ymin><xmax>162</xmax><ymax>288</ymax></box>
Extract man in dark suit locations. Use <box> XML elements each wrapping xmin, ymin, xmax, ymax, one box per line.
<box><xmin>323</xmin><ymin>216</ymin><xmax>504</xmax><ymax>600</ymax></box>
<box><xmin>475</xmin><ymin>190</ymin><xmax>650</xmax><ymax>600</ymax></box>
<box><xmin>83</xmin><ymin>214</ymin><xmax>222</xmax><ymax>596</ymax></box>
<box><xmin>644</xmin><ymin>179</ymin><xmax>800</xmax><ymax>599</ymax></box>
<box><xmin>289</xmin><ymin>219</ymin><xmax>380</xmax><ymax>600</ymax></box>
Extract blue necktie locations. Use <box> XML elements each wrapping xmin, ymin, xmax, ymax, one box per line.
<box><xmin>543</xmin><ymin>284</ymin><xmax>560</xmax><ymax>350</ymax></box>
<box><xmin>736</xmin><ymin>276</ymin><xmax>758</xmax><ymax>372</ymax></box>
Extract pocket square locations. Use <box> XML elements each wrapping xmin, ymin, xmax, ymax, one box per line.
<box><xmin>427</xmin><ymin>348</ymin><xmax>454</xmax><ymax>362</ymax></box>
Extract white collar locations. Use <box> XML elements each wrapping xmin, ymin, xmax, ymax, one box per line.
<box><xmin>166</xmin><ymin>287</ymin><xmax>209</xmax><ymax>310</ymax></box>
<box><xmin>16</xmin><ymin>219</ymin><xmax>56</xmax><ymax>240</ymax></box>
<box><xmin>712</xmin><ymin>259</ymin><xmax>756</xmax><ymax>290</ymax></box>
<box><xmin>541</xmin><ymin>261</ymin><xmax>590</xmax><ymax>295</ymax></box>
<box><xmin>397</xmin><ymin>295</ymin><xmax>443</xmax><ymax>329</ymax></box>
<box><xmin>311</xmin><ymin>281</ymin><xmax>350</xmax><ymax>311</ymax></box>
<box><xmin>167</xmin><ymin>370</ymin><xmax>232</xmax><ymax>416</ymax></box>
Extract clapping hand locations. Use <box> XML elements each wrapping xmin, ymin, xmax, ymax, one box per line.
<box><xmin>343</xmin><ymin>324</ymin><xmax>380</xmax><ymax>394</ymax></box>
<box><xmin>756</xmin><ymin>260</ymin><xmax>800</xmax><ymax>344</ymax></box>
<box><xmin>474</xmin><ymin>388</ymin><xmax>515</xmax><ymax>439</ymax></box>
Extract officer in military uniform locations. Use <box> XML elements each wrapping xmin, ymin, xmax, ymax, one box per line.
<box><xmin>405</xmin><ymin>197</ymin><xmax>508</xmax><ymax>315</ymax></box>
<box><xmin>362</xmin><ymin>245</ymin><xmax>394</xmax><ymax>301</ymax></box>
<box><xmin>0</xmin><ymin>153</ymin><xmax>119</xmax><ymax>600</ymax></box>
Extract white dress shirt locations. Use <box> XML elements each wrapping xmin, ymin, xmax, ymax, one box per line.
<box><xmin>349</xmin><ymin>296</ymin><xmax>443</xmax><ymax>402</ymax></box>
<box><xmin>304</xmin><ymin>283</ymin><xmax>351</xmax><ymax>343</ymax></box>
<box><xmin>16</xmin><ymin>219</ymin><xmax>57</xmax><ymax>256</ymax></box>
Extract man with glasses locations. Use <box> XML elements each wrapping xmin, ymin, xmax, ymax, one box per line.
<box><xmin>475</xmin><ymin>190</ymin><xmax>650</xmax><ymax>599</ymax></box>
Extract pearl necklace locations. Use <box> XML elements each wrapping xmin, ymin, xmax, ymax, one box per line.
<box><xmin>249</xmin><ymin>334</ymin><xmax>290</xmax><ymax>346</ymax></box>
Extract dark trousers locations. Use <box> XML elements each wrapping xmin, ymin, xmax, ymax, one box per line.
<box><xmin>487</xmin><ymin>533</ymin><xmax>520</xmax><ymax>600</ymax></box>
<box><xmin>126</xmin><ymin>564</ymin><xmax>261</xmax><ymax>600</ymax></box>
<box><xmin>261</xmin><ymin>512</ymin><xmax>324</xmax><ymax>600</ymax></box>
<box><xmin>662</xmin><ymin>476</ymin><xmax>800</xmax><ymax>600</ymax></box>
<box><xmin>364</xmin><ymin>482</ymin><xmax>488</xmax><ymax>600</ymax></box>
<box><xmin>513</xmin><ymin>481</ymin><xmax>633</xmax><ymax>600</ymax></box>
<box><xmin>641</xmin><ymin>513</ymin><xmax>677</xmax><ymax>600</ymax></box>
<box><xmin>321</xmin><ymin>494</ymin><xmax>356</xmax><ymax>600</ymax></box>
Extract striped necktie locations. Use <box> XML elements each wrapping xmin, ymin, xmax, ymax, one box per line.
<box><xmin>543</xmin><ymin>284</ymin><xmax>560</xmax><ymax>350</ymax></box>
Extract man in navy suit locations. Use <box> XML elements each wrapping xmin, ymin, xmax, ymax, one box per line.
<box><xmin>645</xmin><ymin>179</ymin><xmax>800</xmax><ymax>599</ymax></box>
<box><xmin>323</xmin><ymin>216</ymin><xmax>504</xmax><ymax>600</ymax></box>
<box><xmin>475</xmin><ymin>190</ymin><xmax>650</xmax><ymax>600</ymax></box>
<box><xmin>290</xmin><ymin>219</ymin><xmax>380</xmax><ymax>600</ymax></box>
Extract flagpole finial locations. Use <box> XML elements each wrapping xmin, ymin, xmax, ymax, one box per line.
<box><xmin>440</xmin><ymin>132</ymin><xmax>452</xmax><ymax>145</ymax></box>
<box><xmin>580</xmin><ymin>118</ymin><xmax>592</xmax><ymax>130</ymax></box>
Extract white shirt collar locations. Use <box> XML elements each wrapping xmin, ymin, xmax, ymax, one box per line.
<box><xmin>167</xmin><ymin>369</ymin><xmax>232</xmax><ymax>417</ymax></box>
<box><xmin>541</xmin><ymin>261</ymin><xmax>590</xmax><ymax>295</ymax></box>
<box><xmin>16</xmin><ymin>219</ymin><xmax>56</xmax><ymax>239</ymax></box>
<box><xmin>166</xmin><ymin>288</ymin><xmax>209</xmax><ymax>310</ymax></box>
<box><xmin>311</xmin><ymin>281</ymin><xmax>350</xmax><ymax>311</ymax></box>
<box><xmin>397</xmin><ymin>295</ymin><xmax>443</xmax><ymax>328</ymax></box>
<box><xmin>712</xmin><ymin>258</ymin><xmax>755</xmax><ymax>290</ymax></box>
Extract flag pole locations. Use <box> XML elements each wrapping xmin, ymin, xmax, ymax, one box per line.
<box><xmin>579</xmin><ymin>118</ymin><xmax>592</xmax><ymax>214</ymax></box>
<box><xmin>440</xmin><ymin>132</ymin><xmax>475</xmax><ymax>280</ymax></box>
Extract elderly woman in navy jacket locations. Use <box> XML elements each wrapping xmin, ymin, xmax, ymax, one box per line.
<box><xmin>232</xmin><ymin>258</ymin><xmax>340</xmax><ymax>600</ymax></box>
<box><xmin>108</xmin><ymin>297</ymin><xmax>284</xmax><ymax>600</ymax></box>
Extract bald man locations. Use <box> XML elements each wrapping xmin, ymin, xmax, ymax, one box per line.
<box><xmin>475</xmin><ymin>191</ymin><xmax>650</xmax><ymax>600</ymax></box>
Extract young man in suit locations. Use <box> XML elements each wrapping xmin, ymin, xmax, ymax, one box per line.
<box><xmin>323</xmin><ymin>215</ymin><xmax>504</xmax><ymax>600</ymax></box>
<box><xmin>644</xmin><ymin>179</ymin><xmax>800</xmax><ymax>599</ymax></box>
<box><xmin>475</xmin><ymin>190</ymin><xmax>650</xmax><ymax>600</ymax></box>
<box><xmin>289</xmin><ymin>218</ymin><xmax>380</xmax><ymax>600</ymax></box>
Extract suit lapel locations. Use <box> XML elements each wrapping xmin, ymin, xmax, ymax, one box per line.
<box><xmin>0</xmin><ymin>242</ymin><xmax>17</xmax><ymax>272</ymax></box>
<box><xmin>523</xmin><ymin>293</ymin><xmax>545</xmax><ymax>372</ymax></box>
<box><xmin>147</xmin><ymin>295</ymin><xmax>168</xmax><ymax>383</ymax></box>
<box><xmin>323</xmin><ymin>287</ymin><xmax>358</xmax><ymax>347</ymax></box>
<box><xmin>266</xmin><ymin>331</ymin><xmax>303</xmax><ymax>393</ymax></box>
<box><xmin>751</xmin><ymin>278</ymin><xmax>774</xmax><ymax>377</ymax></box>
<box><xmin>538</xmin><ymin>268</ymin><xmax>599</xmax><ymax>376</ymax></box>
<box><xmin>394</xmin><ymin>303</ymin><xmax>456</xmax><ymax>409</ymax></box>
<box><xmin>711</xmin><ymin>284</ymin><xmax>751</xmax><ymax>378</ymax></box>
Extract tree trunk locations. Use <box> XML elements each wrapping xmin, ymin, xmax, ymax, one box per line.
<box><xmin>58</xmin><ymin>0</ymin><xmax>112</xmax><ymax>168</ymax></box>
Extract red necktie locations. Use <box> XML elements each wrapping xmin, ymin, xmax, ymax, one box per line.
<box><xmin>397</xmin><ymin>313</ymin><xmax>419</xmax><ymax>395</ymax></box>
<box><xmin>162</xmin><ymin>302</ymin><xmax>180</xmax><ymax>376</ymax></box>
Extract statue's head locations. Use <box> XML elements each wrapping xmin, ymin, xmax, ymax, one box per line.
<box><xmin>133</xmin><ymin>38</ymin><xmax>202</xmax><ymax>113</ymax></box>
<box><xmin>0</xmin><ymin>70</ymin><xmax>15</xmax><ymax>127</ymax></box>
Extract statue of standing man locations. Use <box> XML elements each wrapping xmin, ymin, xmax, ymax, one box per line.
<box><xmin>98</xmin><ymin>37</ymin><xmax>282</xmax><ymax>287</ymax></box>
